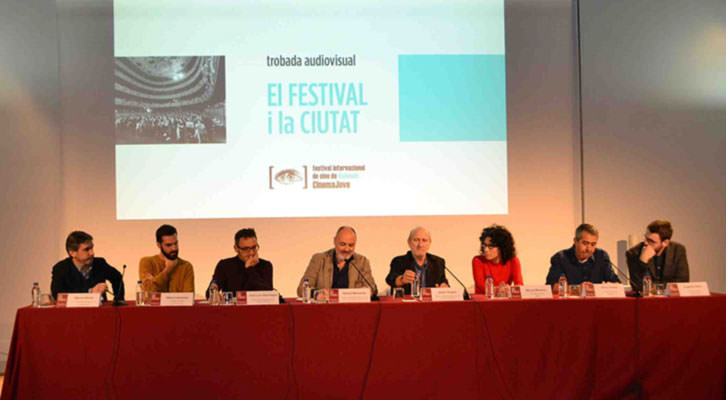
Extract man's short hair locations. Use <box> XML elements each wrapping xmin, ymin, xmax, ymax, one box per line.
<box><xmin>66</xmin><ymin>231</ymin><xmax>92</xmax><ymax>254</ymax></box>
<box><xmin>408</xmin><ymin>226</ymin><xmax>430</xmax><ymax>241</ymax></box>
<box><xmin>234</xmin><ymin>228</ymin><xmax>257</xmax><ymax>244</ymax></box>
<box><xmin>647</xmin><ymin>220</ymin><xmax>673</xmax><ymax>241</ymax></box>
<box><xmin>335</xmin><ymin>226</ymin><xmax>356</xmax><ymax>238</ymax></box>
<box><xmin>575</xmin><ymin>223</ymin><xmax>599</xmax><ymax>240</ymax></box>
<box><xmin>155</xmin><ymin>224</ymin><xmax>177</xmax><ymax>243</ymax></box>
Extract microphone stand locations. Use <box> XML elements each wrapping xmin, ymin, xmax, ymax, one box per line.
<box><xmin>350</xmin><ymin>261</ymin><xmax>379</xmax><ymax>301</ymax></box>
<box><xmin>112</xmin><ymin>264</ymin><xmax>127</xmax><ymax>306</ymax></box>
<box><xmin>442</xmin><ymin>264</ymin><xmax>471</xmax><ymax>300</ymax></box>
<box><xmin>609</xmin><ymin>261</ymin><xmax>639</xmax><ymax>297</ymax></box>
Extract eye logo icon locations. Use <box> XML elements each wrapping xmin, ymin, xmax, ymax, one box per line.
<box><xmin>274</xmin><ymin>169</ymin><xmax>302</xmax><ymax>185</ymax></box>
<box><xmin>269</xmin><ymin>166</ymin><xmax>308</xmax><ymax>189</ymax></box>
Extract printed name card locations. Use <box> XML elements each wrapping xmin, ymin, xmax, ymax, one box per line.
<box><xmin>329</xmin><ymin>288</ymin><xmax>371</xmax><ymax>303</ymax></box>
<box><xmin>593</xmin><ymin>283</ymin><xmax>626</xmax><ymax>298</ymax></box>
<box><xmin>56</xmin><ymin>293</ymin><xmax>102</xmax><ymax>308</ymax></box>
<box><xmin>236</xmin><ymin>290</ymin><xmax>280</xmax><ymax>305</ymax></box>
<box><xmin>421</xmin><ymin>287</ymin><xmax>463</xmax><ymax>302</ymax></box>
<box><xmin>668</xmin><ymin>282</ymin><xmax>710</xmax><ymax>297</ymax></box>
<box><xmin>150</xmin><ymin>292</ymin><xmax>194</xmax><ymax>306</ymax></box>
<box><xmin>513</xmin><ymin>285</ymin><xmax>553</xmax><ymax>299</ymax></box>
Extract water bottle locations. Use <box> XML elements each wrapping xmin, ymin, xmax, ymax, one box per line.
<box><xmin>302</xmin><ymin>278</ymin><xmax>311</xmax><ymax>303</ymax></box>
<box><xmin>209</xmin><ymin>280</ymin><xmax>219</xmax><ymax>305</ymax></box>
<box><xmin>485</xmin><ymin>275</ymin><xmax>494</xmax><ymax>299</ymax></box>
<box><xmin>642</xmin><ymin>271</ymin><xmax>653</xmax><ymax>297</ymax></box>
<box><xmin>412</xmin><ymin>272</ymin><xmax>422</xmax><ymax>298</ymax></box>
<box><xmin>31</xmin><ymin>282</ymin><xmax>40</xmax><ymax>307</ymax></box>
<box><xmin>558</xmin><ymin>274</ymin><xmax>568</xmax><ymax>298</ymax></box>
<box><xmin>135</xmin><ymin>280</ymin><xmax>145</xmax><ymax>306</ymax></box>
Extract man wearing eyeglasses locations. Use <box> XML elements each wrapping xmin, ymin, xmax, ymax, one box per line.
<box><xmin>207</xmin><ymin>228</ymin><xmax>273</xmax><ymax>296</ymax></box>
<box><xmin>386</xmin><ymin>226</ymin><xmax>449</xmax><ymax>294</ymax></box>
<box><xmin>626</xmin><ymin>220</ymin><xmax>689</xmax><ymax>294</ymax></box>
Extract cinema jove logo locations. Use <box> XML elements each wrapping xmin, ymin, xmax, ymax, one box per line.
<box><xmin>268</xmin><ymin>166</ymin><xmax>308</xmax><ymax>189</ymax></box>
<box><xmin>269</xmin><ymin>164</ymin><xmax>363</xmax><ymax>190</ymax></box>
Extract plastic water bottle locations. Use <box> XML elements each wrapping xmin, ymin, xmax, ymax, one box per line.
<box><xmin>412</xmin><ymin>272</ymin><xmax>422</xmax><ymax>298</ymax></box>
<box><xmin>135</xmin><ymin>280</ymin><xmax>145</xmax><ymax>306</ymax></box>
<box><xmin>302</xmin><ymin>278</ymin><xmax>311</xmax><ymax>303</ymax></box>
<box><xmin>31</xmin><ymin>282</ymin><xmax>40</xmax><ymax>307</ymax></box>
<box><xmin>558</xmin><ymin>274</ymin><xmax>569</xmax><ymax>298</ymax></box>
<box><xmin>485</xmin><ymin>275</ymin><xmax>494</xmax><ymax>299</ymax></box>
<box><xmin>209</xmin><ymin>280</ymin><xmax>219</xmax><ymax>305</ymax></box>
<box><xmin>642</xmin><ymin>271</ymin><xmax>653</xmax><ymax>297</ymax></box>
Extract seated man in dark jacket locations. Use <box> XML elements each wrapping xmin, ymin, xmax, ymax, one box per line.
<box><xmin>386</xmin><ymin>226</ymin><xmax>449</xmax><ymax>295</ymax></box>
<box><xmin>50</xmin><ymin>231</ymin><xmax>124</xmax><ymax>301</ymax></box>
<box><xmin>626</xmin><ymin>219</ymin><xmax>689</xmax><ymax>294</ymax></box>
<box><xmin>546</xmin><ymin>223</ymin><xmax>620</xmax><ymax>286</ymax></box>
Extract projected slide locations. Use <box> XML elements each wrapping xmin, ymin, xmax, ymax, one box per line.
<box><xmin>114</xmin><ymin>0</ymin><xmax>507</xmax><ymax>219</ymax></box>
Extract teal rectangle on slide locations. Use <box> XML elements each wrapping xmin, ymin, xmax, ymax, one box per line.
<box><xmin>398</xmin><ymin>54</ymin><xmax>506</xmax><ymax>142</ymax></box>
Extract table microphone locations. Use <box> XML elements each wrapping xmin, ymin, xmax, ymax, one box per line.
<box><xmin>608</xmin><ymin>261</ymin><xmax>640</xmax><ymax>297</ymax></box>
<box><xmin>349</xmin><ymin>261</ymin><xmax>379</xmax><ymax>301</ymax></box>
<box><xmin>441</xmin><ymin>264</ymin><xmax>471</xmax><ymax>300</ymax></box>
<box><xmin>113</xmin><ymin>264</ymin><xmax>127</xmax><ymax>306</ymax></box>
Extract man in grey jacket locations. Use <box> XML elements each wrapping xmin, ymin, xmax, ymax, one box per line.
<box><xmin>626</xmin><ymin>220</ymin><xmax>689</xmax><ymax>294</ymax></box>
<box><xmin>297</xmin><ymin>226</ymin><xmax>377</xmax><ymax>297</ymax></box>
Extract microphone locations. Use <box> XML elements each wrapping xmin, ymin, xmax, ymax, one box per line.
<box><xmin>113</xmin><ymin>264</ymin><xmax>127</xmax><ymax>306</ymax></box>
<box><xmin>349</xmin><ymin>261</ymin><xmax>379</xmax><ymax>301</ymax></box>
<box><xmin>608</xmin><ymin>260</ymin><xmax>640</xmax><ymax>297</ymax></box>
<box><xmin>441</xmin><ymin>264</ymin><xmax>471</xmax><ymax>300</ymax></box>
<box><xmin>608</xmin><ymin>260</ymin><xmax>630</xmax><ymax>285</ymax></box>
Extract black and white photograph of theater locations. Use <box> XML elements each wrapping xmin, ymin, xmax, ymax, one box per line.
<box><xmin>115</xmin><ymin>56</ymin><xmax>226</xmax><ymax>144</ymax></box>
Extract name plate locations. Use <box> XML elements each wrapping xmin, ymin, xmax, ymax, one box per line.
<box><xmin>236</xmin><ymin>290</ymin><xmax>280</xmax><ymax>305</ymax></box>
<box><xmin>668</xmin><ymin>282</ymin><xmax>710</xmax><ymax>297</ymax></box>
<box><xmin>150</xmin><ymin>292</ymin><xmax>194</xmax><ymax>306</ymax></box>
<box><xmin>421</xmin><ymin>287</ymin><xmax>463</xmax><ymax>302</ymax></box>
<box><xmin>329</xmin><ymin>288</ymin><xmax>371</xmax><ymax>303</ymax></box>
<box><xmin>593</xmin><ymin>283</ymin><xmax>626</xmax><ymax>298</ymax></box>
<box><xmin>56</xmin><ymin>293</ymin><xmax>102</xmax><ymax>308</ymax></box>
<box><xmin>513</xmin><ymin>285</ymin><xmax>553</xmax><ymax>299</ymax></box>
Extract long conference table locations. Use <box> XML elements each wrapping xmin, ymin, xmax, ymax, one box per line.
<box><xmin>2</xmin><ymin>294</ymin><xmax>725</xmax><ymax>400</ymax></box>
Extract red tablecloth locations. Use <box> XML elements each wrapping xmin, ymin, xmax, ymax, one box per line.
<box><xmin>2</xmin><ymin>295</ymin><xmax>724</xmax><ymax>400</ymax></box>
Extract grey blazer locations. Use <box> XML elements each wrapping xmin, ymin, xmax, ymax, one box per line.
<box><xmin>297</xmin><ymin>249</ymin><xmax>377</xmax><ymax>297</ymax></box>
<box><xmin>626</xmin><ymin>241</ymin><xmax>689</xmax><ymax>293</ymax></box>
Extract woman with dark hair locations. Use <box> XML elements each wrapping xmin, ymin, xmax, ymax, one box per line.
<box><xmin>472</xmin><ymin>225</ymin><xmax>523</xmax><ymax>293</ymax></box>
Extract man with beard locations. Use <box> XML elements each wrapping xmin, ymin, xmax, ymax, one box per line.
<box><xmin>139</xmin><ymin>224</ymin><xmax>195</xmax><ymax>293</ymax></box>
<box><xmin>206</xmin><ymin>228</ymin><xmax>273</xmax><ymax>296</ymax></box>
<box><xmin>626</xmin><ymin>219</ymin><xmax>689</xmax><ymax>294</ymax></box>
<box><xmin>50</xmin><ymin>231</ymin><xmax>125</xmax><ymax>301</ymax></box>
<box><xmin>296</xmin><ymin>226</ymin><xmax>377</xmax><ymax>297</ymax></box>
<box><xmin>386</xmin><ymin>227</ymin><xmax>449</xmax><ymax>294</ymax></box>
<box><xmin>546</xmin><ymin>223</ymin><xmax>619</xmax><ymax>285</ymax></box>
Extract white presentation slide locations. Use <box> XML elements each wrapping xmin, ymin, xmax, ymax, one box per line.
<box><xmin>113</xmin><ymin>0</ymin><xmax>507</xmax><ymax>219</ymax></box>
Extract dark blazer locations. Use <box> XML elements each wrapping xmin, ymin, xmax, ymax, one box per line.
<box><xmin>386</xmin><ymin>251</ymin><xmax>449</xmax><ymax>295</ymax></box>
<box><xmin>50</xmin><ymin>257</ymin><xmax>125</xmax><ymax>301</ymax></box>
<box><xmin>626</xmin><ymin>241</ymin><xmax>689</xmax><ymax>293</ymax></box>
<box><xmin>545</xmin><ymin>246</ymin><xmax>619</xmax><ymax>285</ymax></box>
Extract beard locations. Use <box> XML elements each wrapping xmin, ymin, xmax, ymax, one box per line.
<box><xmin>161</xmin><ymin>248</ymin><xmax>179</xmax><ymax>260</ymax></box>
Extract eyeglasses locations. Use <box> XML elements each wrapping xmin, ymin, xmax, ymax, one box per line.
<box><xmin>237</xmin><ymin>244</ymin><xmax>260</xmax><ymax>252</ymax></box>
<box><xmin>481</xmin><ymin>244</ymin><xmax>497</xmax><ymax>250</ymax></box>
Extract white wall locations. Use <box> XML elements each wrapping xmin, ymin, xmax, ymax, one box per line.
<box><xmin>0</xmin><ymin>0</ymin><xmax>63</xmax><ymax>365</ymax></box>
<box><xmin>3</xmin><ymin>0</ymin><xmax>721</xmax><ymax>370</ymax></box>
<box><xmin>580</xmin><ymin>0</ymin><xmax>726</xmax><ymax>292</ymax></box>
